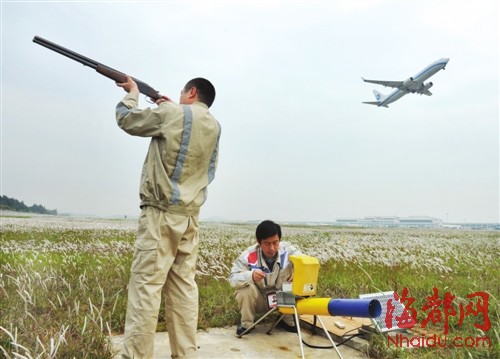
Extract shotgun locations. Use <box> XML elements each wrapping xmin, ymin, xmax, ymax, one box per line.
<box><xmin>33</xmin><ymin>36</ymin><xmax>162</xmax><ymax>102</ymax></box>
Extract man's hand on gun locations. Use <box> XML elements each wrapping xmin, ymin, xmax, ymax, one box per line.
<box><xmin>117</xmin><ymin>75</ymin><xmax>172</xmax><ymax>105</ymax></box>
<box><xmin>116</xmin><ymin>76</ymin><xmax>139</xmax><ymax>94</ymax></box>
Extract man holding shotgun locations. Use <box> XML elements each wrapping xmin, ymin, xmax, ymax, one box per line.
<box><xmin>116</xmin><ymin>76</ymin><xmax>221</xmax><ymax>359</ymax></box>
<box><xmin>32</xmin><ymin>36</ymin><xmax>221</xmax><ymax>358</ymax></box>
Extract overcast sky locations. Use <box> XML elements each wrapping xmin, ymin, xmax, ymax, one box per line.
<box><xmin>1</xmin><ymin>0</ymin><xmax>498</xmax><ymax>223</ymax></box>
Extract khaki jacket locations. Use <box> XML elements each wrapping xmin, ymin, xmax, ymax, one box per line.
<box><xmin>116</xmin><ymin>92</ymin><xmax>221</xmax><ymax>215</ymax></box>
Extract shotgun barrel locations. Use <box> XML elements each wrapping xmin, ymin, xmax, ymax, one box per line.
<box><xmin>33</xmin><ymin>36</ymin><xmax>162</xmax><ymax>101</ymax></box>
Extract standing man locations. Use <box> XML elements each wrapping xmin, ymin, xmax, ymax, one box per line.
<box><xmin>229</xmin><ymin>220</ymin><xmax>302</xmax><ymax>335</ymax></box>
<box><xmin>116</xmin><ymin>76</ymin><xmax>221</xmax><ymax>358</ymax></box>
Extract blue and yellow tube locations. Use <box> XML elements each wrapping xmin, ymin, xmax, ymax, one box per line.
<box><xmin>279</xmin><ymin>298</ymin><xmax>381</xmax><ymax>318</ymax></box>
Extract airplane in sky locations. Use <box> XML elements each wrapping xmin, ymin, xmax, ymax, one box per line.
<box><xmin>362</xmin><ymin>58</ymin><xmax>449</xmax><ymax>108</ymax></box>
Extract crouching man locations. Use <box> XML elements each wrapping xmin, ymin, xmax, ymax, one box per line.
<box><xmin>229</xmin><ymin>220</ymin><xmax>302</xmax><ymax>336</ymax></box>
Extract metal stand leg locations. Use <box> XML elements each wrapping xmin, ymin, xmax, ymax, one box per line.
<box><xmin>292</xmin><ymin>306</ymin><xmax>306</xmax><ymax>359</ymax></box>
<box><xmin>237</xmin><ymin>307</ymin><xmax>277</xmax><ymax>338</ymax></box>
<box><xmin>266</xmin><ymin>313</ymin><xmax>285</xmax><ymax>334</ymax></box>
<box><xmin>316</xmin><ymin>316</ymin><xmax>344</xmax><ymax>359</ymax></box>
<box><xmin>282</xmin><ymin>308</ymin><xmax>344</xmax><ymax>359</ymax></box>
<box><xmin>239</xmin><ymin>305</ymin><xmax>344</xmax><ymax>359</ymax></box>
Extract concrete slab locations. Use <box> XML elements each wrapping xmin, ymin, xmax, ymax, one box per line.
<box><xmin>111</xmin><ymin>325</ymin><xmax>369</xmax><ymax>359</ymax></box>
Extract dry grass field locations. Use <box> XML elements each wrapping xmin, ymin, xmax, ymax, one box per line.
<box><xmin>1</xmin><ymin>215</ymin><xmax>498</xmax><ymax>358</ymax></box>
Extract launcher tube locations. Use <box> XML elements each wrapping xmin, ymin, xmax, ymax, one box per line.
<box><xmin>328</xmin><ymin>299</ymin><xmax>381</xmax><ymax>318</ymax></box>
<box><xmin>279</xmin><ymin>298</ymin><xmax>381</xmax><ymax>318</ymax></box>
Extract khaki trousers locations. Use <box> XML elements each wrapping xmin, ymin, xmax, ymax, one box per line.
<box><xmin>122</xmin><ymin>206</ymin><xmax>199</xmax><ymax>359</ymax></box>
<box><xmin>235</xmin><ymin>283</ymin><xmax>270</xmax><ymax>328</ymax></box>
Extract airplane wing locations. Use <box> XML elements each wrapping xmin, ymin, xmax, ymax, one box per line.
<box><xmin>361</xmin><ymin>77</ymin><xmax>403</xmax><ymax>89</ymax></box>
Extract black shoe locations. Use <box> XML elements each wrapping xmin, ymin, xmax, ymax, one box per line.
<box><xmin>278</xmin><ymin>320</ymin><xmax>297</xmax><ymax>333</ymax></box>
<box><xmin>236</xmin><ymin>326</ymin><xmax>252</xmax><ymax>336</ymax></box>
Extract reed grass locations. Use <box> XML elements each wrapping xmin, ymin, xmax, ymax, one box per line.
<box><xmin>0</xmin><ymin>216</ymin><xmax>498</xmax><ymax>358</ymax></box>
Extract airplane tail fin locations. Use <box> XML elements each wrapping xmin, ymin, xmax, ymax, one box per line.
<box><xmin>362</xmin><ymin>90</ymin><xmax>388</xmax><ymax>107</ymax></box>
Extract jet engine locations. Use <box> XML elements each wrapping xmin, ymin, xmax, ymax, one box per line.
<box><xmin>423</xmin><ymin>82</ymin><xmax>433</xmax><ymax>90</ymax></box>
<box><xmin>403</xmin><ymin>77</ymin><xmax>420</xmax><ymax>92</ymax></box>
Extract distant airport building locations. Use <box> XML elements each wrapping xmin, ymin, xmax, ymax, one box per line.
<box><xmin>335</xmin><ymin>216</ymin><xmax>499</xmax><ymax>230</ymax></box>
<box><xmin>335</xmin><ymin>216</ymin><xmax>442</xmax><ymax>228</ymax></box>
<box><xmin>458</xmin><ymin>222</ymin><xmax>500</xmax><ymax>230</ymax></box>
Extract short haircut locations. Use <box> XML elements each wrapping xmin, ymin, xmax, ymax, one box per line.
<box><xmin>256</xmin><ymin>220</ymin><xmax>282</xmax><ymax>242</ymax></box>
<box><xmin>184</xmin><ymin>78</ymin><xmax>216</xmax><ymax>108</ymax></box>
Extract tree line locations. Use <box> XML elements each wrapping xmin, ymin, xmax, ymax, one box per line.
<box><xmin>0</xmin><ymin>195</ymin><xmax>57</xmax><ymax>215</ymax></box>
